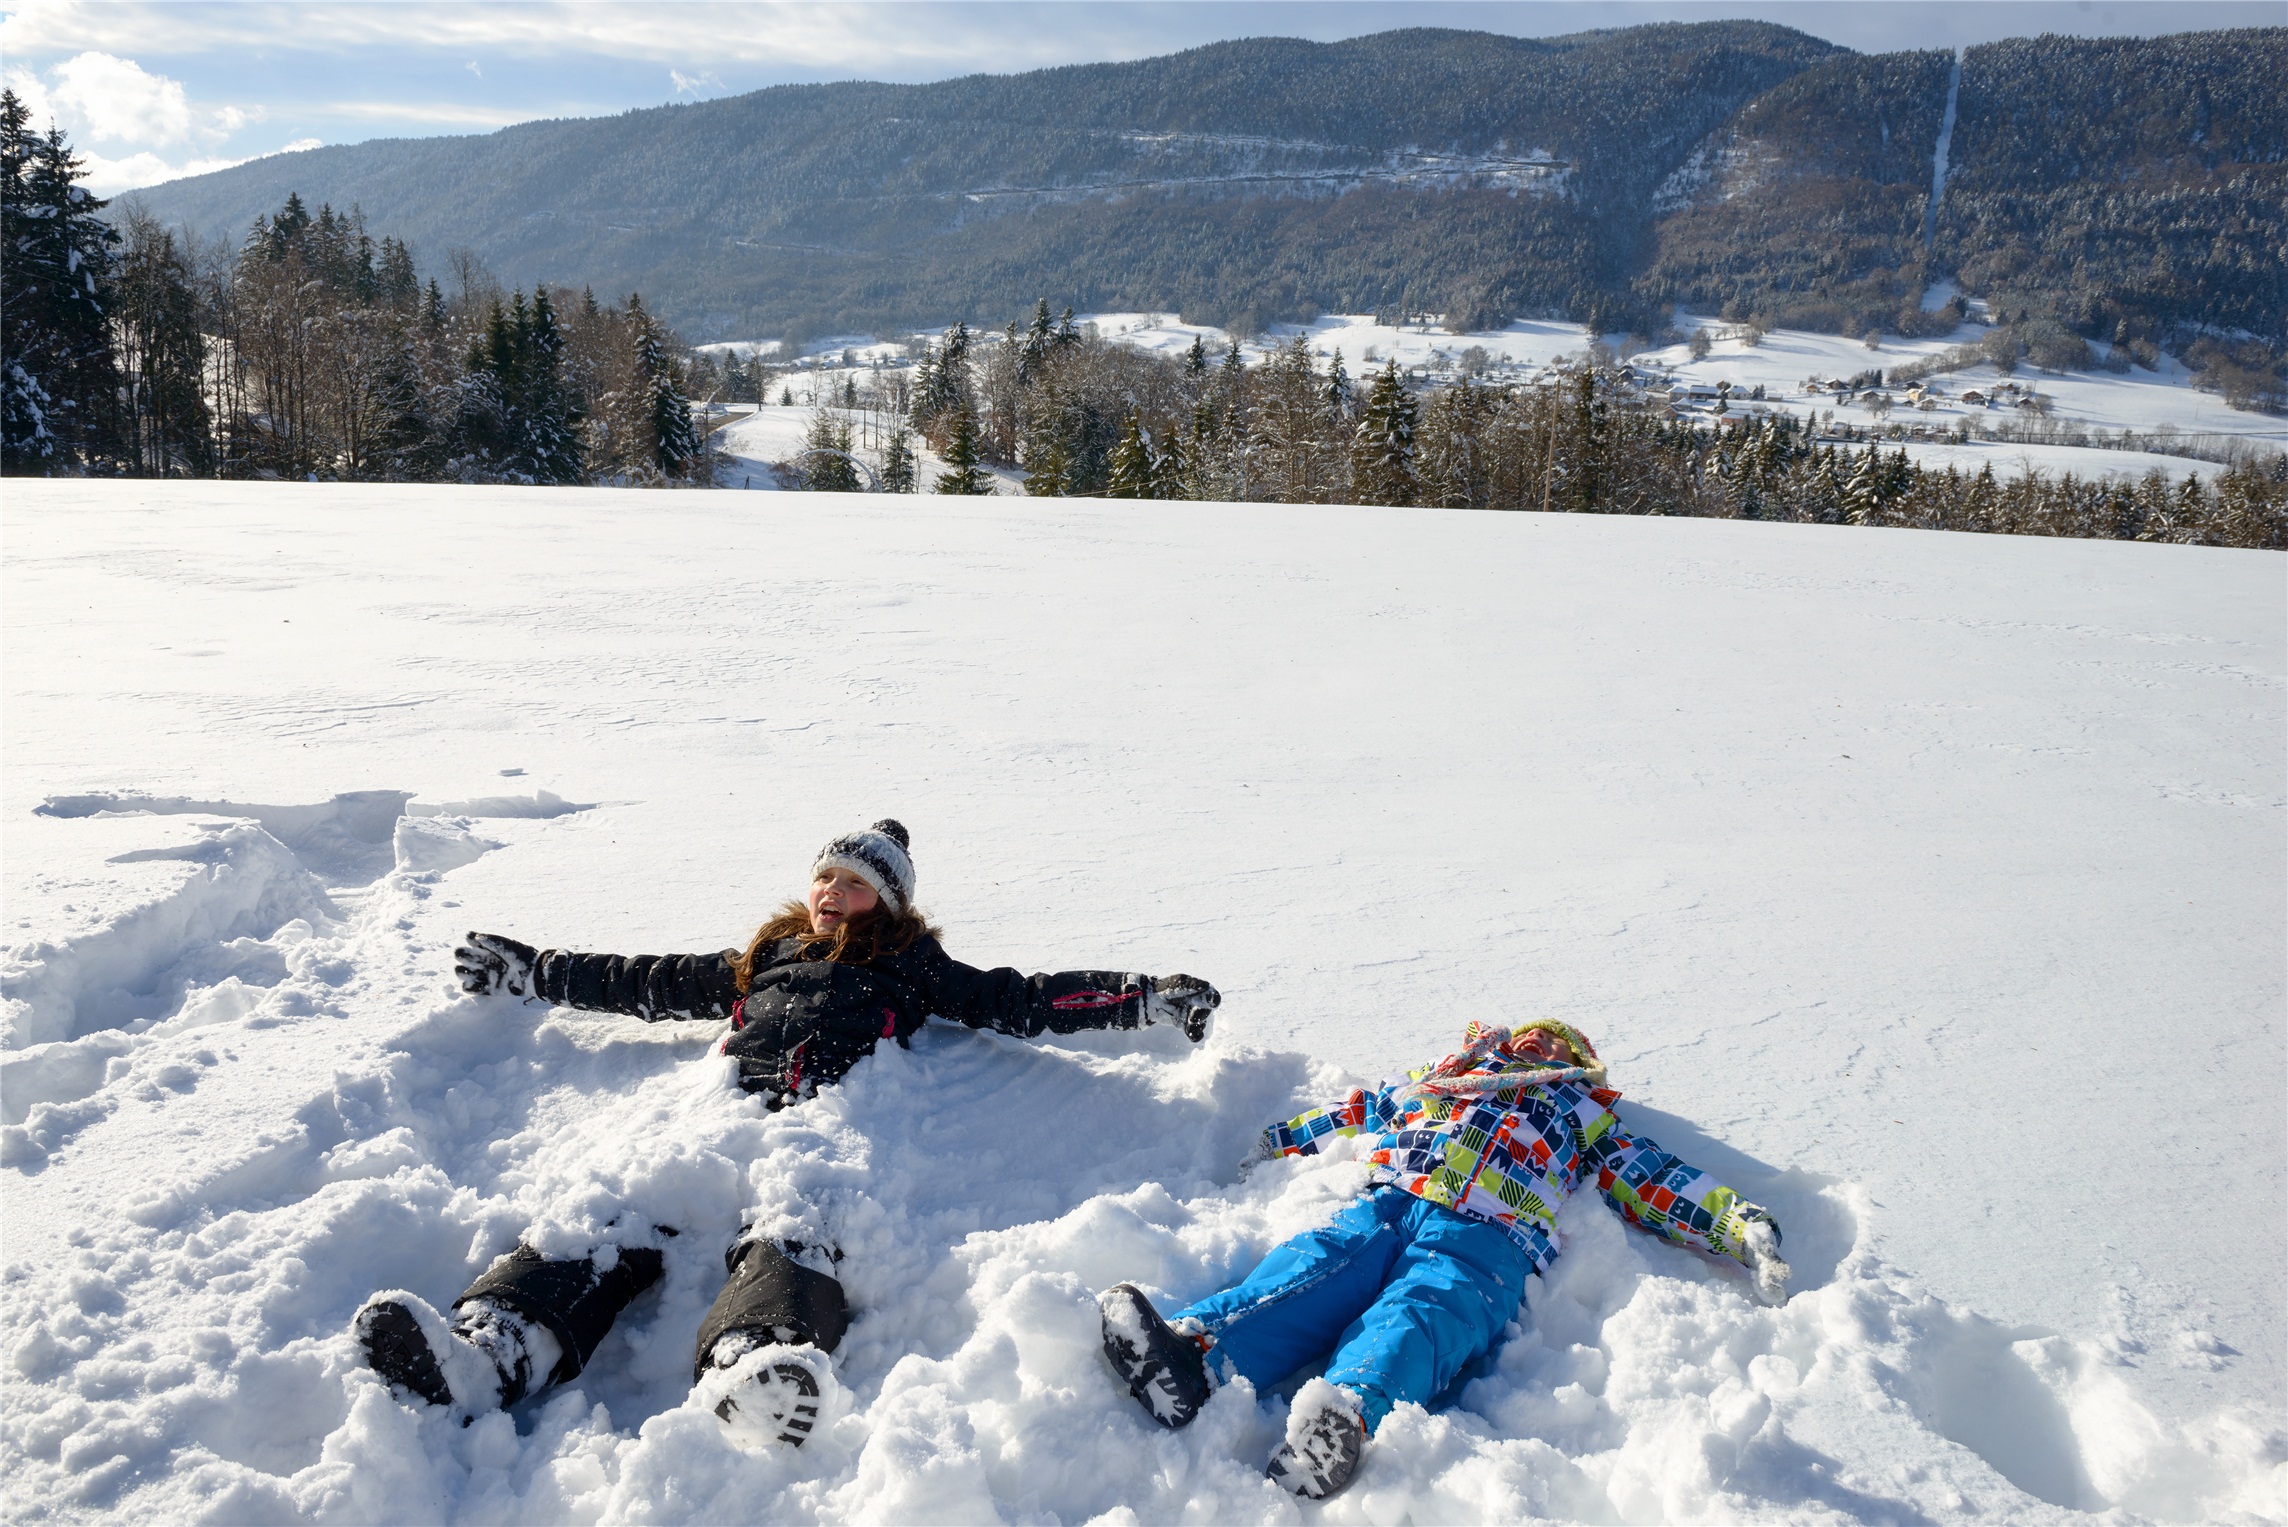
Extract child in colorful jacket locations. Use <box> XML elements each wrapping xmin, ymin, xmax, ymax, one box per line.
<box><xmin>1098</xmin><ymin>1019</ymin><xmax>1789</xmax><ymax>1498</ymax></box>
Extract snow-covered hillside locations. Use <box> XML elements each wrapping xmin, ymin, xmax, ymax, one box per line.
<box><xmin>3</xmin><ymin>482</ymin><xmax>2281</xmax><ymax>1524</ymax></box>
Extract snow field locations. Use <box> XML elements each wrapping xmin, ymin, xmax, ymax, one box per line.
<box><xmin>2</xmin><ymin>481</ymin><xmax>2282</xmax><ymax>1523</ymax></box>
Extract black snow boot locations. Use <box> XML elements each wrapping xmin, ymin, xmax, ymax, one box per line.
<box><xmin>695</xmin><ymin>1236</ymin><xmax>847</xmax><ymax>1449</ymax></box>
<box><xmin>355</xmin><ymin>1295</ymin><xmax>458</xmax><ymax>1409</ymax></box>
<box><xmin>703</xmin><ymin>1340</ymin><xmax>830</xmax><ymax>1448</ymax></box>
<box><xmin>1267</xmin><ymin>1383</ymin><xmax>1368</xmax><ymax>1499</ymax></box>
<box><xmin>456</xmin><ymin>1241</ymin><xmax>666</xmax><ymax>1390</ymax></box>
<box><xmin>1098</xmin><ymin>1283</ymin><xmax>1212</xmax><ymax>1429</ymax></box>
<box><xmin>694</xmin><ymin>1236</ymin><xmax>848</xmax><ymax>1375</ymax></box>
<box><xmin>354</xmin><ymin>1292</ymin><xmax>531</xmax><ymax>1413</ymax></box>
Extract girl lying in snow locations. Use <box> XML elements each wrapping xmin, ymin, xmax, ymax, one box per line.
<box><xmin>353</xmin><ymin>820</ymin><xmax>1219</xmax><ymax>1445</ymax></box>
<box><xmin>1099</xmin><ymin>1019</ymin><xmax>1789</xmax><ymax>1499</ymax></box>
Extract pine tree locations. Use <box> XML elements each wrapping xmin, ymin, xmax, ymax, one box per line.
<box><xmin>376</xmin><ymin>237</ymin><xmax>419</xmax><ymax>311</ymax></box>
<box><xmin>628</xmin><ymin>294</ymin><xmax>701</xmax><ymax>479</ymax></box>
<box><xmin>371</xmin><ymin>328</ymin><xmax>441</xmax><ymax>481</ymax></box>
<box><xmin>521</xmin><ymin>287</ymin><xmax>585</xmax><ymax>483</ymax></box>
<box><xmin>1022</xmin><ymin>298</ymin><xmax>1054</xmax><ymax>381</ymax></box>
<box><xmin>1349</xmin><ymin>361</ymin><xmax>1418</xmax><ymax>506</ymax></box>
<box><xmin>1324</xmin><ymin>347</ymin><xmax>1351</xmax><ymax>416</ymax></box>
<box><xmin>1020</xmin><ymin>420</ymin><xmax>1070</xmax><ymax>496</ymax></box>
<box><xmin>1105</xmin><ymin>411</ymin><xmax>1154</xmax><ymax>498</ymax></box>
<box><xmin>801</xmin><ymin>409</ymin><xmax>859</xmax><ymax>491</ymax></box>
<box><xmin>2</xmin><ymin>94</ymin><xmax>121</xmax><ymax>472</ymax></box>
<box><xmin>881</xmin><ymin>426</ymin><xmax>917</xmax><ymax>493</ymax></box>
<box><xmin>933</xmin><ymin>404</ymin><xmax>989</xmax><ymax>494</ymax></box>
<box><xmin>1150</xmin><ymin>423</ymin><xmax>1185</xmax><ymax>500</ymax></box>
<box><xmin>1843</xmin><ymin>444</ymin><xmax>1885</xmax><ymax>524</ymax></box>
<box><xmin>1183</xmin><ymin>334</ymin><xmax>1207</xmax><ymax>377</ymax></box>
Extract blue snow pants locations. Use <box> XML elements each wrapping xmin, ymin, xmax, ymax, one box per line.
<box><xmin>1172</xmin><ymin>1187</ymin><xmax>1533</xmax><ymax>1433</ymax></box>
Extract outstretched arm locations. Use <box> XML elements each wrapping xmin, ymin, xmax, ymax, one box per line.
<box><xmin>1257</xmin><ymin>1085</ymin><xmax>1399</xmax><ymax>1160</ymax></box>
<box><xmin>1588</xmin><ymin>1126</ymin><xmax>1789</xmax><ymax>1303</ymax></box>
<box><xmin>924</xmin><ymin>950</ymin><xmax>1219</xmax><ymax>1042</ymax></box>
<box><xmin>455</xmin><ymin>931</ymin><xmax>740</xmax><ymax>1020</ymax></box>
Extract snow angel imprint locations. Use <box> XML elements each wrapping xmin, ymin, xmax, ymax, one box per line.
<box><xmin>352</xmin><ymin>819</ymin><xmax>1220</xmax><ymax>1446</ymax></box>
<box><xmin>1098</xmin><ymin>1020</ymin><xmax>1789</xmax><ymax>1499</ymax></box>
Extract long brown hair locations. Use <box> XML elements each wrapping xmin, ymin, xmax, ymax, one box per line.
<box><xmin>733</xmin><ymin>899</ymin><xmax>941</xmax><ymax>993</ymax></box>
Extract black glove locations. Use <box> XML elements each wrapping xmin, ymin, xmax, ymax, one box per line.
<box><xmin>454</xmin><ymin>932</ymin><xmax>538</xmax><ymax>998</ymax></box>
<box><xmin>1139</xmin><ymin>974</ymin><xmax>1220</xmax><ymax>1042</ymax></box>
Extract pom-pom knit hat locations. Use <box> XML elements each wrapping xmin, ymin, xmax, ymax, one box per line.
<box><xmin>813</xmin><ymin>820</ymin><xmax>915</xmax><ymax>915</ymax></box>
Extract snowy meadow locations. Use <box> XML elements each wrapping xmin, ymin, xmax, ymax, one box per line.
<box><xmin>2</xmin><ymin>481</ymin><xmax>2282</xmax><ymax>1524</ymax></box>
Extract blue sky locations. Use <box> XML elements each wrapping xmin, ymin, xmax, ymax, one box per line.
<box><xmin>2</xmin><ymin>1</ymin><xmax>2276</xmax><ymax>194</ymax></box>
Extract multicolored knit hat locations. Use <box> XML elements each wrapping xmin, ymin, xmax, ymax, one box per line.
<box><xmin>813</xmin><ymin>819</ymin><xmax>915</xmax><ymax>915</ymax></box>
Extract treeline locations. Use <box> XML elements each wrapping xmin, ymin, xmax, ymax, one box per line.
<box><xmin>2</xmin><ymin>95</ymin><xmax>708</xmax><ymax>483</ymax></box>
<box><xmin>879</xmin><ymin>300</ymin><xmax>2283</xmax><ymax>546</ymax></box>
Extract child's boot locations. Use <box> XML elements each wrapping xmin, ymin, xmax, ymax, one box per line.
<box><xmin>694</xmin><ymin>1235</ymin><xmax>847</xmax><ymax>1448</ymax></box>
<box><xmin>700</xmin><ymin>1335</ymin><xmax>833</xmax><ymax>1449</ymax></box>
<box><xmin>354</xmin><ymin>1291</ymin><xmax>549</xmax><ymax>1413</ymax></box>
<box><xmin>1268</xmin><ymin>1379</ymin><xmax>1367</xmax><ymax>1499</ymax></box>
<box><xmin>1098</xmin><ymin>1283</ymin><xmax>1212</xmax><ymax>1429</ymax></box>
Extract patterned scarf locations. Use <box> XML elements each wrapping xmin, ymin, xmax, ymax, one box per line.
<box><xmin>1395</xmin><ymin>1019</ymin><xmax>1608</xmax><ymax>1105</ymax></box>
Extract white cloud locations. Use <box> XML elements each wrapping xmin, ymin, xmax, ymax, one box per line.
<box><xmin>670</xmin><ymin>68</ymin><xmax>722</xmax><ymax>97</ymax></box>
<box><xmin>2</xmin><ymin>49</ymin><xmax>264</xmax><ymax>193</ymax></box>
<box><xmin>6</xmin><ymin>50</ymin><xmax>256</xmax><ymax>150</ymax></box>
<box><xmin>46</xmin><ymin>50</ymin><xmax>192</xmax><ymax>144</ymax></box>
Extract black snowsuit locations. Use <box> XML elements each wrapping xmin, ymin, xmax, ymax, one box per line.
<box><xmin>455</xmin><ymin>935</ymin><xmax>1152</xmax><ymax>1392</ymax></box>
<box><xmin>532</xmin><ymin>933</ymin><xmax>1151</xmax><ymax>1101</ymax></box>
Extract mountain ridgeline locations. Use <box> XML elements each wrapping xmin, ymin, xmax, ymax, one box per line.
<box><xmin>130</xmin><ymin>24</ymin><xmax>2286</xmax><ymax>353</ymax></box>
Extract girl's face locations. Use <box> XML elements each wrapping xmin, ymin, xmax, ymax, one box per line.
<box><xmin>1513</xmin><ymin>1027</ymin><xmax>1577</xmax><ymax>1066</ymax></box>
<box><xmin>808</xmin><ymin>867</ymin><xmax>880</xmax><ymax>932</ymax></box>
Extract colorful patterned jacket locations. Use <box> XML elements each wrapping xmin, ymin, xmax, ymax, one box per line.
<box><xmin>1261</xmin><ymin>1021</ymin><xmax>1761</xmax><ymax>1272</ymax></box>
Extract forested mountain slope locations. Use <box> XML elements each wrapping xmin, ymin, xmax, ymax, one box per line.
<box><xmin>132</xmin><ymin>24</ymin><xmax>1837</xmax><ymax>338</ymax></box>
<box><xmin>131</xmin><ymin>24</ymin><xmax>2285</xmax><ymax>360</ymax></box>
<box><xmin>1646</xmin><ymin>49</ymin><xmax>1960</xmax><ymax>334</ymax></box>
<box><xmin>1646</xmin><ymin>29</ymin><xmax>2288</xmax><ymax>346</ymax></box>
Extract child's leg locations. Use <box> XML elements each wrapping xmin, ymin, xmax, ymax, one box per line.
<box><xmin>1320</xmin><ymin>1198</ymin><xmax>1532</xmax><ymax>1432</ymax></box>
<box><xmin>1172</xmin><ymin>1190</ymin><xmax>1407</xmax><ymax>1391</ymax></box>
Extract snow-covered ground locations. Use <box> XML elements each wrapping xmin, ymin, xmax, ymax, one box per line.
<box><xmin>4</xmin><ymin>482</ymin><xmax>2281</xmax><ymax>1524</ymax></box>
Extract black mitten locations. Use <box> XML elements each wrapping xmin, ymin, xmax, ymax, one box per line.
<box><xmin>454</xmin><ymin>932</ymin><xmax>539</xmax><ymax>998</ymax></box>
<box><xmin>1140</xmin><ymin>974</ymin><xmax>1221</xmax><ymax>1042</ymax></box>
